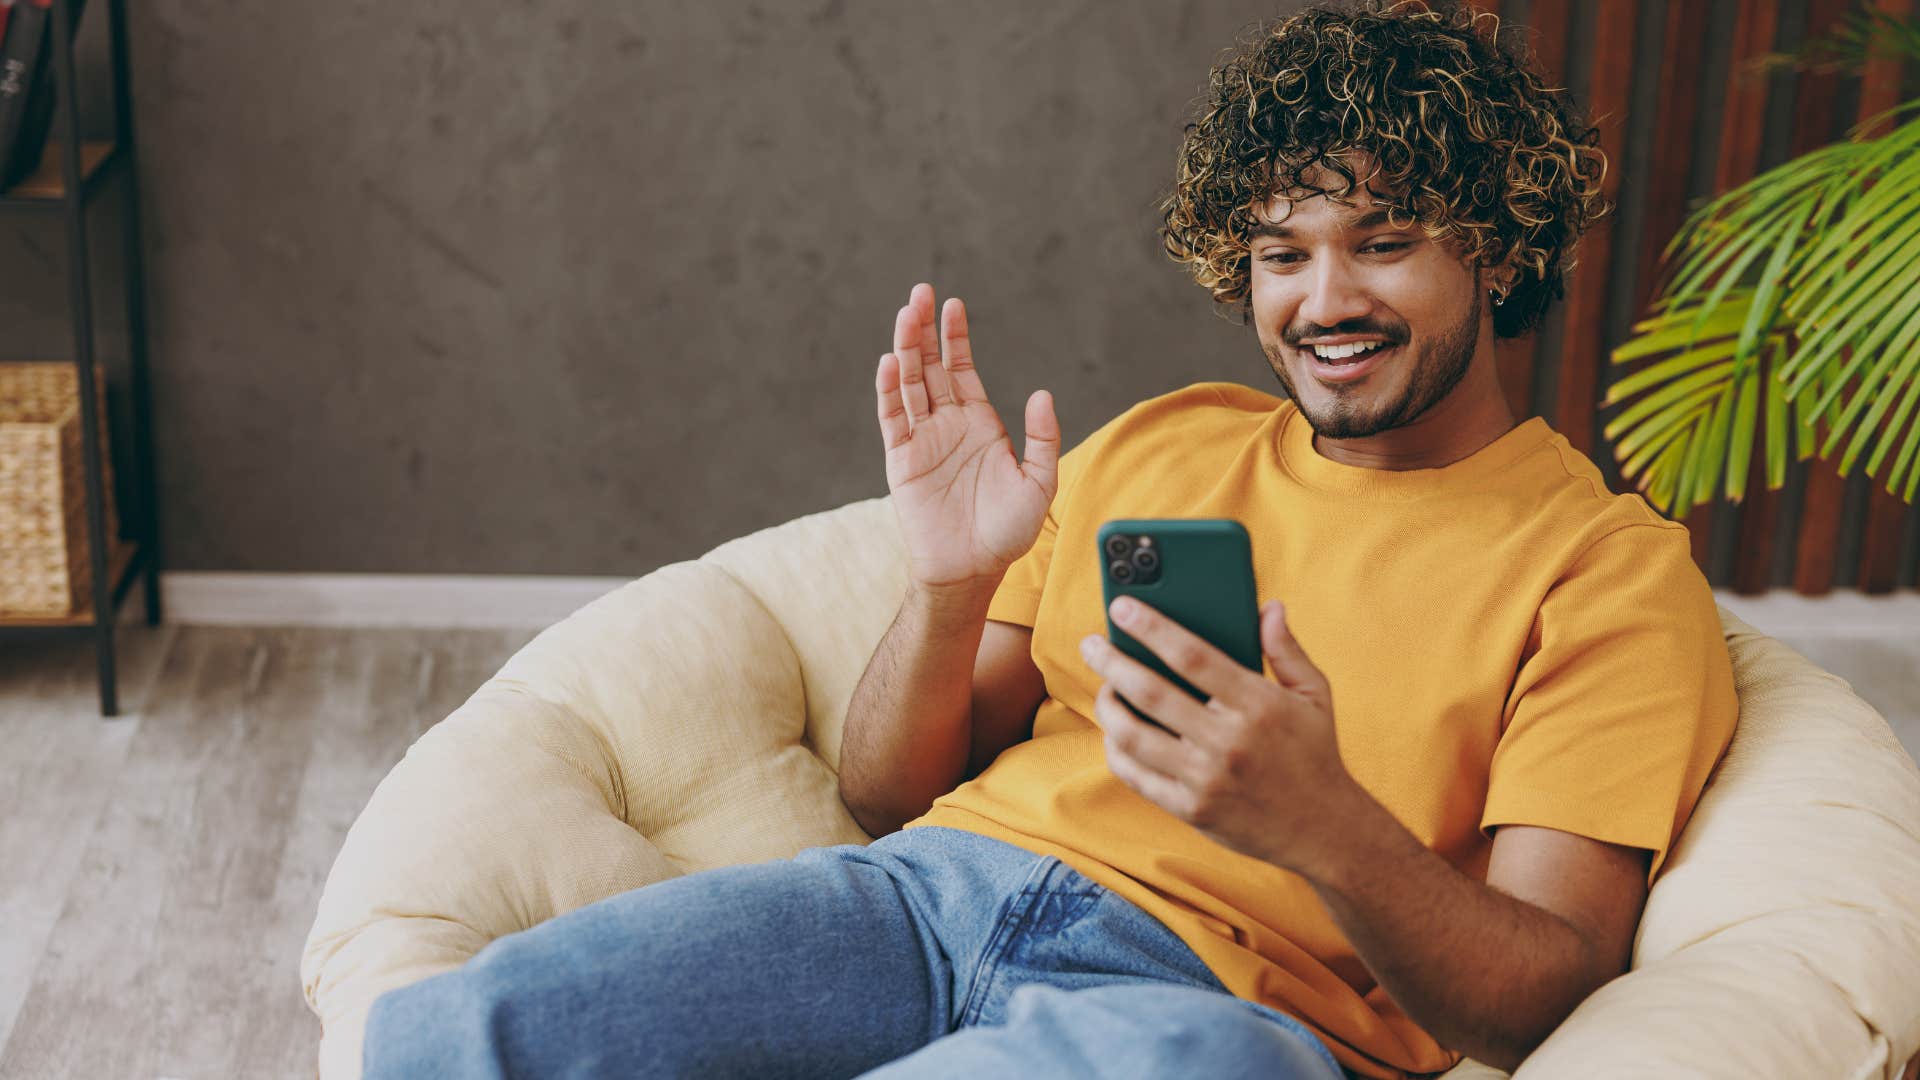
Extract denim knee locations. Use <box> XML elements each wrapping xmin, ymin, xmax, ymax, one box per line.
<box><xmin>363</xmin><ymin>939</ymin><xmax>552</xmax><ymax>1080</ymax></box>
<box><xmin>364</xmin><ymin>970</ymin><xmax>507</xmax><ymax>1080</ymax></box>
<box><xmin>1004</xmin><ymin>981</ymin><xmax>1343</xmax><ymax>1079</ymax></box>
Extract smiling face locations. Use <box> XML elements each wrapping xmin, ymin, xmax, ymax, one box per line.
<box><xmin>1249</xmin><ymin>160</ymin><xmax>1505</xmax><ymax>444</ymax></box>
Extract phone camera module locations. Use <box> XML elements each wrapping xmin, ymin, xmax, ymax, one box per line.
<box><xmin>1106</xmin><ymin>531</ymin><xmax>1160</xmax><ymax>585</ymax></box>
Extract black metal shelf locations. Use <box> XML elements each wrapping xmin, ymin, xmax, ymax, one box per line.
<box><xmin>0</xmin><ymin>0</ymin><xmax>162</xmax><ymax>717</ymax></box>
<box><xmin>0</xmin><ymin>138</ymin><xmax>120</xmax><ymax>209</ymax></box>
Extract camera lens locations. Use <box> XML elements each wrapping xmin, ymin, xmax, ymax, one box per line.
<box><xmin>1109</xmin><ymin>559</ymin><xmax>1133</xmax><ymax>582</ymax></box>
<box><xmin>1132</xmin><ymin>548</ymin><xmax>1158</xmax><ymax>572</ymax></box>
<box><xmin>1104</xmin><ymin>535</ymin><xmax>1132</xmax><ymax>558</ymax></box>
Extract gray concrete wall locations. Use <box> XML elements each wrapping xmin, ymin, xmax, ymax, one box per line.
<box><xmin>22</xmin><ymin>2</ymin><xmax>1843</xmax><ymax>584</ymax></box>
<box><xmin>7</xmin><ymin>1</ymin><xmax>1326</xmax><ymax>575</ymax></box>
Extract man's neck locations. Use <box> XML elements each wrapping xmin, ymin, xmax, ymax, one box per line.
<box><xmin>1309</xmin><ymin>367</ymin><xmax>1520</xmax><ymax>471</ymax></box>
<box><xmin>1311</xmin><ymin>403</ymin><xmax>1520</xmax><ymax>472</ymax></box>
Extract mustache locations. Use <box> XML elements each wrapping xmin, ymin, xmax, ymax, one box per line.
<box><xmin>1284</xmin><ymin>331</ymin><xmax>1404</xmax><ymax>347</ymax></box>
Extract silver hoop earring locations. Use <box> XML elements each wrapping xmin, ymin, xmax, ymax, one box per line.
<box><xmin>1490</xmin><ymin>289</ymin><xmax>1506</xmax><ymax>307</ymax></box>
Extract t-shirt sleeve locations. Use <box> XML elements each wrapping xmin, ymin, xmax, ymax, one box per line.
<box><xmin>983</xmin><ymin>417</ymin><xmax>1119</xmax><ymax>629</ymax></box>
<box><xmin>1479</xmin><ymin>523</ymin><xmax>1740</xmax><ymax>889</ymax></box>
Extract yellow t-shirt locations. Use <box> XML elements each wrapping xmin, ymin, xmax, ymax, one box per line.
<box><xmin>903</xmin><ymin>380</ymin><xmax>1739</xmax><ymax>1079</ymax></box>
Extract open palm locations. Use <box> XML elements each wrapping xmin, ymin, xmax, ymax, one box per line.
<box><xmin>875</xmin><ymin>284</ymin><xmax>1061</xmax><ymax>593</ymax></box>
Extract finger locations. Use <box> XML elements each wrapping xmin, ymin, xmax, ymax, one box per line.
<box><xmin>939</xmin><ymin>297</ymin><xmax>989</xmax><ymax>407</ymax></box>
<box><xmin>892</xmin><ymin>304</ymin><xmax>930</xmax><ymax>426</ymax></box>
<box><xmin>1021</xmin><ymin>388</ymin><xmax>1061</xmax><ymax>488</ymax></box>
<box><xmin>1261</xmin><ymin>600</ymin><xmax>1328</xmax><ymax>697</ymax></box>
<box><xmin>1098</xmin><ymin>685</ymin><xmax>1195</xmax><ymax>810</ymax></box>
<box><xmin>1108</xmin><ymin>596</ymin><xmax>1261</xmax><ymax>708</ymax></box>
<box><xmin>875</xmin><ymin>353</ymin><xmax>911</xmax><ymax>451</ymax></box>
<box><xmin>912</xmin><ymin>284</ymin><xmax>956</xmax><ymax>409</ymax></box>
<box><xmin>1082</xmin><ymin>631</ymin><xmax>1213</xmax><ymax>746</ymax></box>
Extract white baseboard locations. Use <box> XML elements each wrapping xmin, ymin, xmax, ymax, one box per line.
<box><xmin>157</xmin><ymin>572</ymin><xmax>634</xmax><ymax>629</ymax></box>
<box><xmin>1711</xmin><ymin>588</ymin><xmax>1920</xmax><ymax>640</ymax></box>
<box><xmin>127</xmin><ymin>573</ymin><xmax>1920</xmax><ymax>637</ymax></box>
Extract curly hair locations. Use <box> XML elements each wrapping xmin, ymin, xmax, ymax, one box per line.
<box><xmin>1156</xmin><ymin>0</ymin><xmax>1612</xmax><ymax>339</ymax></box>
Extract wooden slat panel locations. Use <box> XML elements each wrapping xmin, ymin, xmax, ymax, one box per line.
<box><xmin>1630</xmin><ymin>2</ymin><xmax>1714</xmax><ymax>311</ymax></box>
<box><xmin>1523</xmin><ymin>0</ymin><xmax>1571</xmax><ymax>427</ymax></box>
<box><xmin>1523</xmin><ymin>0</ymin><xmax>1572</xmax><ymax>149</ymax></box>
<box><xmin>1853</xmin><ymin>0</ymin><xmax>1916</xmax><ymax>593</ymax></box>
<box><xmin>1795</xmin><ymin>464</ymin><xmax>1850</xmax><ymax>591</ymax></box>
<box><xmin>1795</xmin><ymin>0</ymin><xmax>1915</xmax><ymax>595</ymax></box>
<box><xmin>1792</xmin><ymin>427</ymin><xmax>1850</xmax><ymax>593</ymax></box>
<box><xmin>1859</xmin><ymin>486</ymin><xmax>1910</xmax><ymax>592</ymax></box>
<box><xmin>1469</xmin><ymin>0</ymin><xmax>1538</xmax><ymax>422</ymax></box>
<box><xmin>1614</xmin><ymin>0</ymin><xmax>1714</xmax><ymax>549</ymax></box>
<box><xmin>1550</xmin><ymin>2</ymin><xmax>1636</xmax><ymax>458</ymax></box>
<box><xmin>1399</xmin><ymin>1</ymin><xmax>1914</xmax><ymax>594</ymax></box>
<box><xmin>1492</xmin><ymin>319</ymin><xmax>1533</xmax><ymax>423</ymax></box>
<box><xmin>1674</xmin><ymin>0</ymin><xmax>1777</xmax><ymax>577</ymax></box>
<box><xmin>1731</xmin><ymin>0</ymin><xmax>1854</xmax><ymax>594</ymax></box>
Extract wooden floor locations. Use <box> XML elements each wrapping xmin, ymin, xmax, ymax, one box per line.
<box><xmin>0</xmin><ymin>618</ymin><xmax>1914</xmax><ymax>1078</ymax></box>
<box><xmin>0</xmin><ymin>621</ymin><xmax>538</xmax><ymax>1079</ymax></box>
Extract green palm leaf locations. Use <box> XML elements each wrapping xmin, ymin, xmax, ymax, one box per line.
<box><xmin>1622</xmin><ymin>403</ymin><xmax>1711</xmax><ymax>485</ymax></box>
<box><xmin>1763</xmin><ymin>353</ymin><xmax>1790</xmax><ymax>489</ymax></box>
<box><xmin>1723</xmin><ymin>361</ymin><xmax>1762</xmax><ymax>502</ymax></box>
<box><xmin>1605</xmin><ymin>77</ymin><xmax>1920</xmax><ymax>513</ymax></box>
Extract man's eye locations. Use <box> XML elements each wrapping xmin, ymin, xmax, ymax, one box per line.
<box><xmin>1259</xmin><ymin>242</ymin><xmax>1413</xmax><ymax>265</ymax></box>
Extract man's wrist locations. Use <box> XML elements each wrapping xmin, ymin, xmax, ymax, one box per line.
<box><xmin>907</xmin><ymin>578</ymin><xmax>1001</xmax><ymax>621</ymax></box>
<box><xmin>1291</xmin><ymin>776</ymin><xmax>1410</xmax><ymax>891</ymax></box>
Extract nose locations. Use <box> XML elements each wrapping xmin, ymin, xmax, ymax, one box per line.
<box><xmin>1294</xmin><ymin>259</ymin><xmax>1376</xmax><ymax>339</ymax></box>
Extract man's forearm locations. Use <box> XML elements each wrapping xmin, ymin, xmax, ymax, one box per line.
<box><xmin>839</xmin><ymin>583</ymin><xmax>995</xmax><ymax>834</ymax></box>
<box><xmin>1294</xmin><ymin>783</ymin><xmax>1605</xmax><ymax>1072</ymax></box>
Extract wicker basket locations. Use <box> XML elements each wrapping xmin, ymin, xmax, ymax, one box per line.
<box><xmin>0</xmin><ymin>363</ymin><xmax>122</xmax><ymax>617</ymax></box>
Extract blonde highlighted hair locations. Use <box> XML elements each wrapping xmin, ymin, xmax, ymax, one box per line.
<box><xmin>1157</xmin><ymin>0</ymin><xmax>1612</xmax><ymax>337</ymax></box>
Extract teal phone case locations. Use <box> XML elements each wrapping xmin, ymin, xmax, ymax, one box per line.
<box><xmin>1096</xmin><ymin>518</ymin><xmax>1261</xmax><ymax>727</ymax></box>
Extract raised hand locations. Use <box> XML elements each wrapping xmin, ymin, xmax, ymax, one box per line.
<box><xmin>874</xmin><ymin>283</ymin><xmax>1061</xmax><ymax>597</ymax></box>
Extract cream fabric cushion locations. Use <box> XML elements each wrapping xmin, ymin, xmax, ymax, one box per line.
<box><xmin>301</xmin><ymin>494</ymin><xmax>1920</xmax><ymax>1080</ymax></box>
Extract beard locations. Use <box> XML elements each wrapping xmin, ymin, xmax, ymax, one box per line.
<box><xmin>1262</xmin><ymin>285</ymin><xmax>1483</xmax><ymax>440</ymax></box>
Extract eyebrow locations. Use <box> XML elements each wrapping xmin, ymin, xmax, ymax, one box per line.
<box><xmin>1248</xmin><ymin>208</ymin><xmax>1400</xmax><ymax>241</ymax></box>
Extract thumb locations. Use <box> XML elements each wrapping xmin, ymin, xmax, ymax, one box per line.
<box><xmin>1261</xmin><ymin>600</ymin><xmax>1320</xmax><ymax>692</ymax></box>
<box><xmin>1021</xmin><ymin>389</ymin><xmax>1061</xmax><ymax>487</ymax></box>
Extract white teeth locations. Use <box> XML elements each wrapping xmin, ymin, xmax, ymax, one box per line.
<box><xmin>1310</xmin><ymin>340</ymin><xmax>1387</xmax><ymax>361</ymax></box>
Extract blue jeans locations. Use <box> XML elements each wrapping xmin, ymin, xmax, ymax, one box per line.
<box><xmin>362</xmin><ymin>824</ymin><xmax>1348</xmax><ymax>1079</ymax></box>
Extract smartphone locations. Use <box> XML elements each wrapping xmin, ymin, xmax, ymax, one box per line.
<box><xmin>1096</xmin><ymin>518</ymin><xmax>1262</xmax><ymax>732</ymax></box>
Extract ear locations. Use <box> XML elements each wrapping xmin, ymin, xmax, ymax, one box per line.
<box><xmin>1479</xmin><ymin>254</ymin><xmax>1521</xmax><ymax>298</ymax></box>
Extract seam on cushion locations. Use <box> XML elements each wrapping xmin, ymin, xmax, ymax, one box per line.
<box><xmin>696</xmin><ymin>555</ymin><xmax>811</xmax><ymax>723</ymax></box>
<box><xmin>1642</xmin><ymin>925</ymin><xmax>1908</xmax><ymax>1077</ymax></box>
<box><xmin>495</xmin><ymin>553</ymin><xmax>809</xmax><ymax>824</ymax></box>
<box><xmin>474</xmin><ymin>680</ymin><xmax>632</xmax><ymax>823</ymax></box>
<box><xmin>361</xmin><ymin>909</ymin><xmax>494</xmax><ymax>945</ymax></box>
<box><xmin>1843</xmin><ymin>1032</ymin><xmax>1898</xmax><ymax>1080</ymax></box>
<box><xmin>1651</xmin><ymin>899</ymin><xmax>1916</xmax><ymax>970</ymax></box>
<box><xmin>1803</xmin><ymin>799</ymin><xmax>1920</xmax><ymax>847</ymax></box>
<box><xmin>304</xmin><ymin>911</ymin><xmax>492</xmax><ymax>1008</ymax></box>
<box><xmin>1657</xmin><ymin>901</ymin><xmax>1836</xmax><ymax>948</ymax></box>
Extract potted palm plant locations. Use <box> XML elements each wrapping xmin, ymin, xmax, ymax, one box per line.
<box><xmin>1603</xmin><ymin>6</ymin><xmax>1920</xmax><ymax>515</ymax></box>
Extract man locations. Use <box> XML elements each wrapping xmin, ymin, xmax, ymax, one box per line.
<box><xmin>362</xmin><ymin>2</ymin><xmax>1737</xmax><ymax>1077</ymax></box>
